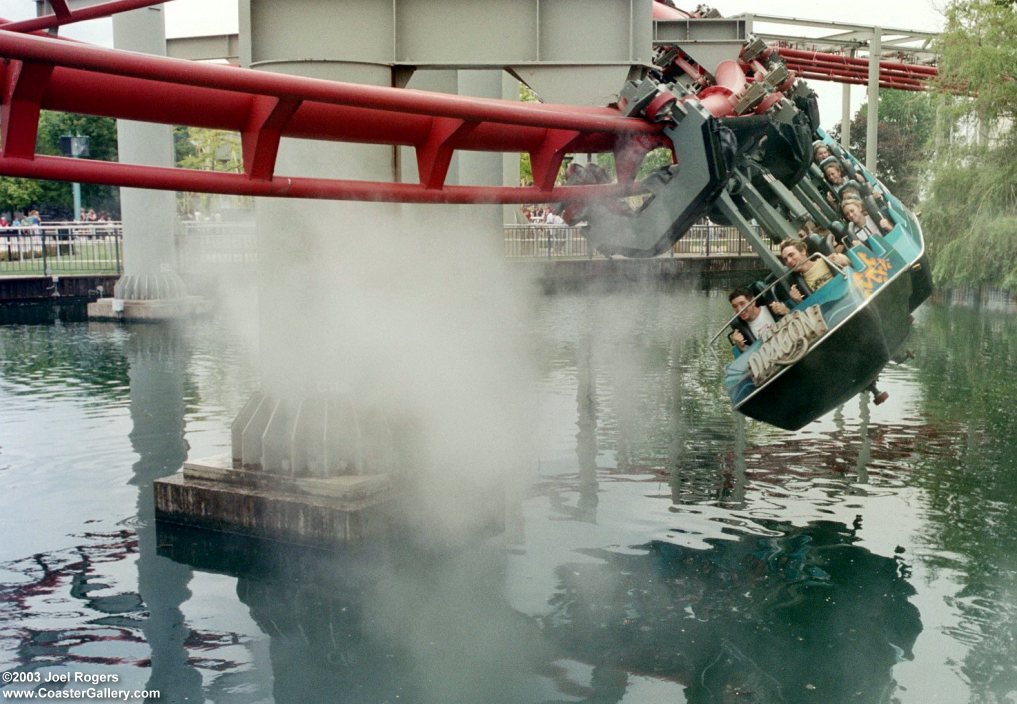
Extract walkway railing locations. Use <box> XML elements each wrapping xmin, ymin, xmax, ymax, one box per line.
<box><xmin>0</xmin><ymin>219</ymin><xmax>778</xmax><ymax>279</ymax></box>
<box><xmin>0</xmin><ymin>222</ymin><xmax>122</xmax><ymax>276</ymax></box>
<box><xmin>673</xmin><ymin>223</ymin><xmax>780</xmax><ymax>257</ymax></box>
<box><xmin>504</xmin><ymin>224</ymin><xmax>591</xmax><ymax>258</ymax></box>
<box><xmin>504</xmin><ymin>222</ymin><xmax>779</xmax><ymax>259</ymax></box>
<box><xmin>175</xmin><ymin>221</ymin><xmax>257</xmax><ymax>276</ymax></box>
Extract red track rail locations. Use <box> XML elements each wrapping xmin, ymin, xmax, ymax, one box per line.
<box><xmin>0</xmin><ymin>0</ymin><xmax>939</xmax><ymax>206</ymax></box>
<box><xmin>777</xmin><ymin>47</ymin><xmax>937</xmax><ymax>92</ymax></box>
<box><xmin>0</xmin><ymin>0</ymin><xmax>166</xmax><ymax>34</ymax></box>
<box><xmin>0</xmin><ymin>27</ymin><xmax>675</xmax><ymax>204</ymax></box>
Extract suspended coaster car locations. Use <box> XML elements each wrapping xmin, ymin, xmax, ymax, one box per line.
<box><xmin>555</xmin><ymin>42</ymin><xmax>933</xmax><ymax>430</ymax></box>
<box><xmin>710</xmin><ymin>138</ymin><xmax>932</xmax><ymax>430</ymax></box>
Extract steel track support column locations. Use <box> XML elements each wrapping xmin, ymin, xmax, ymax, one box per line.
<box><xmin>841</xmin><ymin>49</ymin><xmax>854</xmax><ymax>149</ymax></box>
<box><xmin>866</xmin><ymin>29</ymin><xmax>881</xmax><ymax>172</ymax></box>
<box><xmin>241</xmin><ymin>0</ymin><xmax>398</xmax><ymax>410</ymax></box>
<box><xmin>714</xmin><ymin>190</ymin><xmax>785</xmax><ymax>277</ymax></box>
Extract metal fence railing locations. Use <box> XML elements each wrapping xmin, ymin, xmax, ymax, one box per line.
<box><xmin>671</xmin><ymin>223</ymin><xmax>782</xmax><ymax>257</ymax></box>
<box><xmin>0</xmin><ymin>219</ymin><xmax>778</xmax><ymax>278</ymax></box>
<box><xmin>174</xmin><ymin>221</ymin><xmax>257</xmax><ymax>277</ymax></box>
<box><xmin>0</xmin><ymin>222</ymin><xmax>122</xmax><ymax>276</ymax></box>
<box><xmin>503</xmin><ymin>224</ymin><xmax>592</xmax><ymax>258</ymax></box>
<box><xmin>503</xmin><ymin>221</ymin><xmax>779</xmax><ymax>259</ymax></box>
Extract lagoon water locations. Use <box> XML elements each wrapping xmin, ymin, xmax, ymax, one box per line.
<box><xmin>1</xmin><ymin>290</ymin><xmax>1015</xmax><ymax>703</ymax></box>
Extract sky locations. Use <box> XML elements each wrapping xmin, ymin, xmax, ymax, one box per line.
<box><xmin>0</xmin><ymin>0</ymin><xmax>947</xmax><ymax>128</ymax></box>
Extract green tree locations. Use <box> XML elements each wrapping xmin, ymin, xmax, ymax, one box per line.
<box><xmin>935</xmin><ymin>0</ymin><xmax>1017</xmax><ymax>123</ymax></box>
<box><xmin>174</xmin><ymin>127</ymin><xmax>244</xmax><ymax>216</ymax></box>
<box><xmin>0</xmin><ymin>112</ymin><xmax>119</xmax><ymax>219</ymax></box>
<box><xmin>36</xmin><ymin>111</ymin><xmax>120</xmax><ymax>218</ymax></box>
<box><xmin>174</xmin><ymin>125</ymin><xmax>198</xmax><ymax>168</ymax></box>
<box><xmin>0</xmin><ymin>176</ymin><xmax>44</xmax><ymax>220</ymax></box>
<box><xmin>176</xmin><ymin>127</ymin><xmax>242</xmax><ymax>172</ymax></box>
<box><xmin>920</xmin><ymin>0</ymin><xmax>1017</xmax><ymax>290</ymax></box>
<box><xmin>830</xmin><ymin>90</ymin><xmax>935</xmax><ymax>209</ymax></box>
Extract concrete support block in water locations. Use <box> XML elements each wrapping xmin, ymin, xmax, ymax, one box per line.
<box><xmin>156</xmin><ymin>389</ymin><xmax>411</xmax><ymax>546</ymax></box>
<box><xmin>154</xmin><ymin>456</ymin><xmax>399</xmax><ymax>546</ymax></box>
<box><xmin>87</xmin><ymin>295</ymin><xmax>208</xmax><ymax>322</ymax></box>
<box><xmin>114</xmin><ymin>272</ymin><xmax>188</xmax><ymax>301</ymax></box>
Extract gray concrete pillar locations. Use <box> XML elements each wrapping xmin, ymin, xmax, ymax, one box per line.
<box><xmin>168</xmin><ymin>2</ymin><xmax>539</xmax><ymax>547</ymax></box>
<box><xmin>234</xmin><ymin>3</ymin><xmax>519</xmax><ymax>479</ymax></box>
<box><xmin>104</xmin><ymin>7</ymin><xmax>194</xmax><ymax>317</ymax></box>
<box><xmin>239</xmin><ymin>0</ymin><xmax>401</xmax><ymax>475</ymax></box>
<box><xmin>399</xmin><ymin>68</ymin><xmax>504</xmax><ymax>255</ymax></box>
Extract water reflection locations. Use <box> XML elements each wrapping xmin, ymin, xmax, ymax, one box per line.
<box><xmin>541</xmin><ymin>520</ymin><xmax>921</xmax><ymax>704</ymax></box>
<box><xmin>4</xmin><ymin>294</ymin><xmax>1017</xmax><ymax>702</ymax></box>
<box><xmin>0</xmin><ymin>321</ymin><xmax>234</xmax><ymax>701</ymax></box>
<box><xmin>152</xmin><ymin>514</ymin><xmax>923</xmax><ymax>704</ymax></box>
<box><xmin>155</xmin><ymin>528</ymin><xmax>556</xmax><ymax>704</ymax></box>
<box><xmin>908</xmin><ymin>305</ymin><xmax>1017</xmax><ymax>699</ymax></box>
<box><xmin>573</xmin><ymin>324</ymin><xmax>599</xmax><ymax>524</ymax></box>
<box><xmin>0</xmin><ymin>301</ymin><xmax>89</xmax><ymax>326</ymax></box>
<box><xmin>124</xmin><ymin>323</ymin><xmax>204</xmax><ymax>703</ymax></box>
<box><xmin>0</xmin><ymin>319</ymin><xmax>129</xmax><ymax>402</ymax></box>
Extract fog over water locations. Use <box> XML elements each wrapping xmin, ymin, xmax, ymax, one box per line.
<box><xmin>234</xmin><ymin>193</ymin><xmax>542</xmax><ymax>544</ymax></box>
<box><xmin>2</xmin><ymin>286</ymin><xmax>1017</xmax><ymax>702</ymax></box>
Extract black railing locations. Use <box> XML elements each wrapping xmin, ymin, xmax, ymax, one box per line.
<box><xmin>0</xmin><ymin>222</ymin><xmax>122</xmax><ymax>276</ymax></box>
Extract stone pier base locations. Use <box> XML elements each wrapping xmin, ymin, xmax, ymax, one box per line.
<box><xmin>88</xmin><ymin>295</ymin><xmax>208</xmax><ymax>322</ymax></box>
<box><xmin>154</xmin><ymin>456</ymin><xmax>399</xmax><ymax>547</ymax></box>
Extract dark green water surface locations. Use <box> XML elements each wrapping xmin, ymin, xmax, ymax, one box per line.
<box><xmin>1</xmin><ymin>291</ymin><xmax>1015</xmax><ymax>703</ymax></box>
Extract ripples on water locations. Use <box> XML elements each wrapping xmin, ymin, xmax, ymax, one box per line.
<box><xmin>1</xmin><ymin>294</ymin><xmax>1016</xmax><ymax>703</ymax></box>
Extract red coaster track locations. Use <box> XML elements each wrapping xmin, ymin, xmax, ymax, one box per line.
<box><xmin>0</xmin><ymin>0</ymin><xmax>936</xmax><ymax>208</ymax></box>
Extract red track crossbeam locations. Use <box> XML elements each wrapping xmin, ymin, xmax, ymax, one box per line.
<box><xmin>0</xmin><ymin>28</ymin><xmax>671</xmax><ymax>204</ymax></box>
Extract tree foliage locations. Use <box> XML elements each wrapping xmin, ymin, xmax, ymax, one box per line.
<box><xmin>830</xmin><ymin>90</ymin><xmax>935</xmax><ymax>209</ymax></box>
<box><xmin>0</xmin><ymin>177</ymin><xmax>44</xmax><ymax>219</ymax></box>
<box><xmin>174</xmin><ymin>127</ymin><xmax>244</xmax><ymax>216</ymax></box>
<box><xmin>934</xmin><ymin>0</ymin><xmax>1017</xmax><ymax>122</ymax></box>
<box><xmin>920</xmin><ymin>0</ymin><xmax>1017</xmax><ymax>290</ymax></box>
<box><xmin>36</xmin><ymin>111</ymin><xmax>120</xmax><ymax>218</ymax></box>
<box><xmin>0</xmin><ymin>115</ymin><xmax>247</xmax><ymax>220</ymax></box>
<box><xmin>1</xmin><ymin>111</ymin><xmax>120</xmax><ymax>219</ymax></box>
